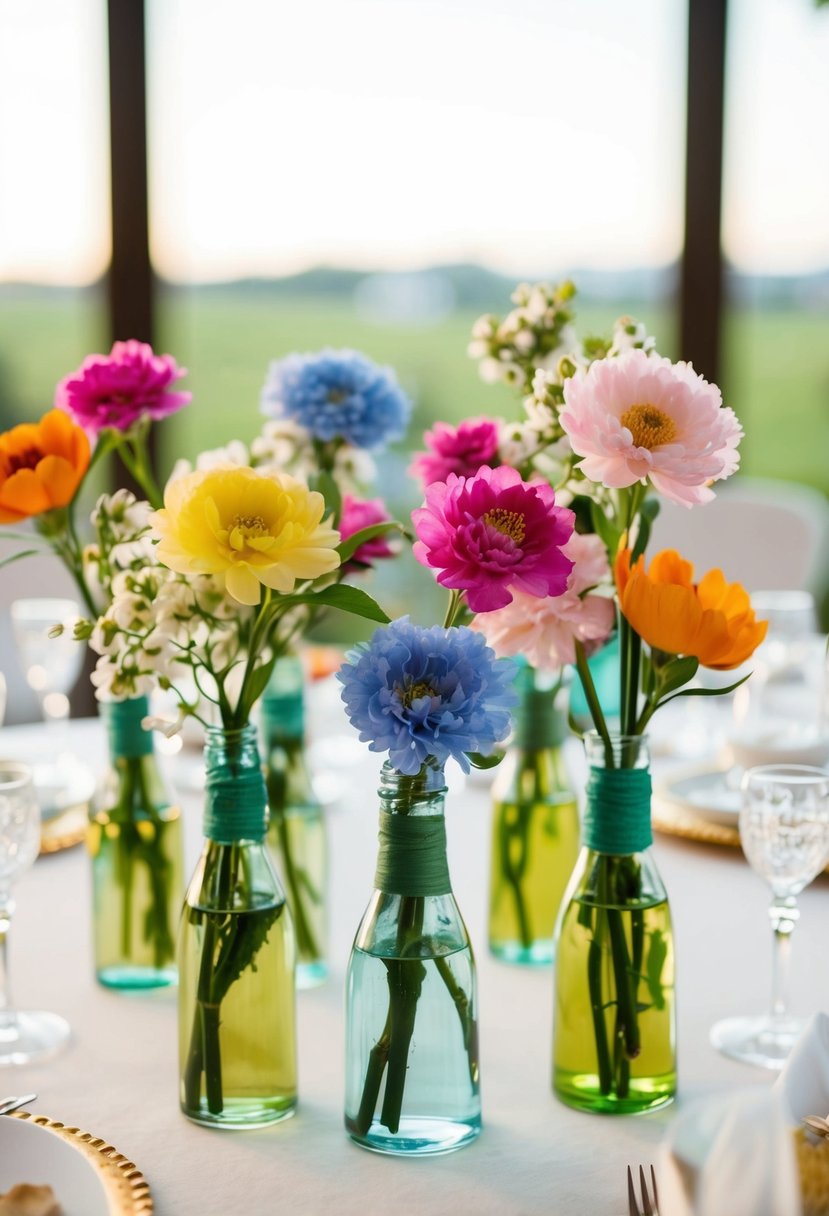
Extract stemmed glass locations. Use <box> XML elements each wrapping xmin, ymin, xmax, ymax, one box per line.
<box><xmin>710</xmin><ymin>764</ymin><xmax>829</xmax><ymax>1069</ymax></box>
<box><xmin>10</xmin><ymin>598</ymin><xmax>89</xmax><ymax>814</ymax></box>
<box><xmin>0</xmin><ymin>761</ymin><xmax>70</xmax><ymax>1063</ymax></box>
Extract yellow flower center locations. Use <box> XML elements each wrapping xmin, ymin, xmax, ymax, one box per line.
<box><xmin>398</xmin><ymin>680</ymin><xmax>437</xmax><ymax>707</ymax></box>
<box><xmin>482</xmin><ymin>508</ymin><xmax>526</xmax><ymax>545</ymax></box>
<box><xmin>620</xmin><ymin>403</ymin><xmax>677</xmax><ymax>450</ymax></box>
<box><xmin>228</xmin><ymin>513</ymin><xmax>270</xmax><ymax>552</ymax></box>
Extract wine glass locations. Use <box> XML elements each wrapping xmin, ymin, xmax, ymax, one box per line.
<box><xmin>710</xmin><ymin>764</ymin><xmax>829</xmax><ymax>1069</ymax></box>
<box><xmin>9</xmin><ymin>598</ymin><xmax>90</xmax><ymax>815</ymax></box>
<box><xmin>0</xmin><ymin>761</ymin><xmax>70</xmax><ymax>1063</ymax></box>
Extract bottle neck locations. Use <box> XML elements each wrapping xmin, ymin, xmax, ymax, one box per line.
<box><xmin>374</xmin><ymin>763</ymin><xmax>451</xmax><ymax>897</ymax></box>
<box><xmin>203</xmin><ymin>724</ymin><xmax>268</xmax><ymax>844</ymax></box>
<box><xmin>102</xmin><ymin>696</ymin><xmax>154</xmax><ymax>759</ymax></box>
<box><xmin>261</xmin><ymin>654</ymin><xmax>305</xmax><ymax>745</ymax></box>
<box><xmin>512</xmin><ymin>665</ymin><xmax>567</xmax><ymax>752</ymax></box>
<box><xmin>582</xmin><ymin>732</ymin><xmax>652</xmax><ymax>855</ymax></box>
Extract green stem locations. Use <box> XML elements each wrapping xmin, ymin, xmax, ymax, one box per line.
<box><xmin>353</xmin><ymin>1008</ymin><xmax>393</xmax><ymax>1134</ymax></box>
<box><xmin>378</xmin><ymin>894</ymin><xmax>426</xmax><ymax>1134</ymax></box>
<box><xmin>271</xmin><ymin>806</ymin><xmax>320</xmax><ymax>962</ymax></box>
<box><xmin>443</xmin><ymin>589</ymin><xmax>462</xmax><ymax>629</ymax></box>
<box><xmin>434</xmin><ymin>956</ymin><xmax>478</xmax><ymax>1087</ymax></box>
<box><xmin>497</xmin><ymin>802</ymin><xmax>533</xmax><ymax>949</ymax></box>
<box><xmin>585</xmin><ymin>903</ymin><xmax>613</xmax><ymax>1096</ymax></box>
<box><xmin>574</xmin><ymin>641</ymin><xmax>614</xmax><ymax>767</ymax></box>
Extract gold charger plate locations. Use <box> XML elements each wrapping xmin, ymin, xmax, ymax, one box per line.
<box><xmin>39</xmin><ymin>803</ymin><xmax>88</xmax><ymax>855</ymax></box>
<box><xmin>8</xmin><ymin>1111</ymin><xmax>153</xmax><ymax>1214</ymax></box>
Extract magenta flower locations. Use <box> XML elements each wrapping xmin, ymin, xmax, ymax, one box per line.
<box><xmin>56</xmin><ymin>340</ymin><xmax>191</xmax><ymax>434</ymax></box>
<box><xmin>408</xmin><ymin>416</ymin><xmax>500</xmax><ymax>489</ymax></box>
<box><xmin>412</xmin><ymin>464</ymin><xmax>575</xmax><ymax>613</ymax></box>
<box><xmin>339</xmin><ymin>494</ymin><xmax>396</xmax><ymax>572</ymax></box>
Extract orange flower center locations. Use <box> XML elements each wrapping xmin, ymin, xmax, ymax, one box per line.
<box><xmin>620</xmin><ymin>403</ymin><xmax>677</xmax><ymax>450</ymax></box>
<box><xmin>1</xmin><ymin>445</ymin><xmax>42</xmax><ymax>476</ymax></box>
<box><xmin>482</xmin><ymin>508</ymin><xmax>526</xmax><ymax>545</ymax></box>
<box><xmin>398</xmin><ymin>680</ymin><xmax>437</xmax><ymax>707</ymax></box>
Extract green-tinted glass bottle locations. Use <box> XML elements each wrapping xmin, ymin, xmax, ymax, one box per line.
<box><xmin>345</xmin><ymin>763</ymin><xmax>481</xmax><ymax>1156</ymax></box>
<box><xmin>179</xmin><ymin>724</ymin><xmax>297</xmax><ymax>1129</ymax></box>
<box><xmin>261</xmin><ymin>655</ymin><xmax>327</xmax><ymax>988</ymax></box>
<box><xmin>489</xmin><ymin>665</ymin><xmax>580</xmax><ymax>965</ymax></box>
<box><xmin>552</xmin><ymin>733</ymin><xmax>676</xmax><ymax>1114</ymax></box>
<box><xmin>89</xmin><ymin>695</ymin><xmax>182</xmax><ymax>990</ymax></box>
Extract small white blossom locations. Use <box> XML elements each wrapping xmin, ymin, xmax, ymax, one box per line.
<box><xmin>608</xmin><ymin>316</ymin><xmax>657</xmax><ymax>357</ymax></box>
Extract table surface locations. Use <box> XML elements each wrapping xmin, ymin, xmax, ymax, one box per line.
<box><xmin>4</xmin><ymin>691</ymin><xmax>828</xmax><ymax>1216</ymax></box>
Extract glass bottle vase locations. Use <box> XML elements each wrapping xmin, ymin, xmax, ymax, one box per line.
<box><xmin>552</xmin><ymin>733</ymin><xmax>676</xmax><ymax>1114</ymax></box>
<box><xmin>261</xmin><ymin>656</ymin><xmax>327</xmax><ymax>988</ymax></box>
<box><xmin>178</xmin><ymin>724</ymin><xmax>297</xmax><ymax>1129</ymax></box>
<box><xmin>345</xmin><ymin>762</ymin><xmax>481</xmax><ymax>1155</ymax></box>
<box><xmin>89</xmin><ymin>696</ymin><xmax>182</xmax><ymax>989</ymax></box>
<box><xmin>489</xmin><ymin>665</ymin><xmax>580</xmax><ymax>965</ymax></box>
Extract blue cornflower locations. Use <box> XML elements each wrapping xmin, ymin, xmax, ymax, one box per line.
<box><xmin>261</xmin><ymin>348</ymin><xmax>411</xmax><ymax>451</ymax></box>
<box><xmin>337</xmin><ymin>617</ymin><xmax>517</xmax><ymax>776</ymax></box>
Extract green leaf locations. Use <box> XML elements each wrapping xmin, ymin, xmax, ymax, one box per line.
<box><xmin>589</xmin><ymin>500</ymin><xmax>620</xmax><ymax>554</ymax></box>
<box><xmin>336</xmin><ymin>520</ymin><xmax>406</xmax><ymax>564</ymax></box>
<box><xmin>631</xmin><ymin>496</ymin><xmax>660</xmax><ymax>561</ymax></box>
<box><xmin>567</xmin><ymin>711</ymin><xmax>585</xmax><ymax>740</ymax></box>
<box><xmin>466</xmin><ymin>751</ymin><xmax>504</xmax><ymax>770</ymax></box>
<box><xmin>312</xmin><ymin>470</ymin><xmax>342</xmax><ymax>524</ymax></box>
<box><xmin>297</xmin><ymin>583</ymin><xmax>390</xmax><ymax>624</ymax></box>
<box><xmin>657</xmin><ymin>670</ymin><xmax>752</xmax><ymax>709</ymax></box>
<box><xmin>0</xmin><ymin>548</ymin><xmax>43</xmax><ymax>570</ymax></box>
<box><xmin>244</xmin><ymin>658</ymin><xmax>277</xmax><ymax>710</ymax></box>
<box><xmin>654</xmin><ymin>655</ymin><xmax>699</xmax><ymax>697</ymax></box>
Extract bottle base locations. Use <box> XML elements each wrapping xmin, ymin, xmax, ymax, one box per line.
<box><xmin>182</xmin><ymin>1097</ymin><xmax>297</xmax><ymax>1130</ymax></box>
<box><xmin>345</xmin><ymin>1115</ymin><xmax>481</xmax><ymax>1155</ymax></box>
<box><xmin>297</xmin><ymin>959</ymin><xmax>328</xmax><ymax>989</ymax></box>
<box><xmin>553</xmin><ymin>1069</ymin><xmax>676</xmax><ymax>1115</ymax></box>
<box><xmin>97</xmin><ymin>963</ymin><xmax>178</xmax><ymax>991</ymax></box>
<box><xmin>489</xmin><ymin>939</ymin><xmax>553</xmax><ymax>967</ymax></box>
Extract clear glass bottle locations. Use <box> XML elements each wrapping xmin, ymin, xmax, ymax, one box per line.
<box><xmin>89</xmin><ymin>695</ymin><xmax>182</xmax><ymax>990</ymax></box>
<box><xmin>261</xmin><ymin>656</ymin><xmax>327</xmax><ymax>988</ymax></box>
<box><xmin>345</xmin><ymin>763</ymin><xmax>481</xmax><ymax>1155</ymax></box>
<box><xmin>552</xmin><ymin>733</ymin><xmax>676</xmax><ymax>1114</ymax></box>
<box><xmin>489</xmin><ymin>665</ymin><xmax>580</xmax><ymax>965</ymax></box>
<box><xmin>178</xmin><ymin>724</ymin><xmax>297</xmax><ymax>1129</ymax></box>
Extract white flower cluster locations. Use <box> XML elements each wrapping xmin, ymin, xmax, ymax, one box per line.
<box><xmin>84</xmin><ymin>489</ymin><xmax>155</xmax><ymax>608</ymax></box>
<box><xmin>167</xmin><ymin>439</ymin><xmax>251</xmax><ymax>485</ymax></box>
<box><xmin>467</xmin><ymin>280</ymin><xmax>579</xmax><ymax>392</ymax></box>
<box><xmin>608</xmin><ymin>315</ymin><xmax>657</xmax><ymax>358</ymax></box>
<box><xmin>251</xmin><ymin>420</ymin><xmax>376</xmax><ymax>492</ymax></box>
<box><xmin>88</xmin><ymin>562</ymin><xmax>247</xmax><ymax>706</ymax></box>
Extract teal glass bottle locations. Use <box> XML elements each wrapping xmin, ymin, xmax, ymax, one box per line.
<box><xmin>552</xmin><ymin>733</ymin><xmax>676</xmax><ymax>1114</ymax></box>
<box><xmin>345</xmin><ymin>762</ymin><xmax>481</xmax><ymax>1156</ymax></box>
<box><xmin>489</xmin><ymin>664</ymin><xmax>580</xmax><ymax>965</ymax></box>
<box><xmin>89</xmin><ymin>696</ymin><xmax>182</xmax><ymax>990</ymax></box>
<box><xmin>178</xmin><ymin>724</ymin><xmax>297</xmax><ymax>1129</ymax></box>
<box><xmin>261</xmin><ymin>656</ymin><xmax>327</xmax><ymax>988</ymax></box>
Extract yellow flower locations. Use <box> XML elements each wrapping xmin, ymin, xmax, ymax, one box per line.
<box><xmin>151</xmin><ymin>465</ymin><xmax>341</xmax><ymax>606</ymax></box>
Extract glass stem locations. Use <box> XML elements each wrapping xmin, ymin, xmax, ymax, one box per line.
<box><xmin>769</xmin><ymin>895</ymin><xmax>799</xmax><ymax>1022</ymax></box>
<box><xmin>0</xmin><ymin>891</ymin><xmax>15</xmax><ymax>1026</ymax></box>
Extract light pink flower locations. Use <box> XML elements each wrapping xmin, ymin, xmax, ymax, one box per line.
<box><xmin>412</xmin><ymin>464</ymin><xmax>575</xmax><ymax>614</ymax></box>
<box><xmin>56</xmin><ymin>340</ymin><xmax>191</xmax><ymax>434</ymax></box>
<box><xmin>559</xmin><ymin>349</ymin><xmax>742</xmax><ymax>507</ymax></box>
<box><xmin>408</xmin><ymin>416</ymin><xmax>500</xmax><ymax>489</ymax></box>
<box><xmin>471</xmin><ymin>532</ymin><xmax>615</xmax><ymax>669</ymax></box>
<box><xmin>339</xmin><ymin>494</ymin><xmax>396</xmax><ymax>572</ymax></box>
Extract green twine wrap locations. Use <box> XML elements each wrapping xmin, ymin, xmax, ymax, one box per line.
<box><xmin>104</xmin><ymin>696</ymin><xmax>153</xmax><ymax>758</ymax></box>
<box><xmin>583</xmin><ymin>766</ymin><xmax>653</xmax><ymax>855</ymax></box>
<box><xmin>374</xmin><ymin>813</ymin><xmax>451</xmax><ymax>897</ymax></box>
<box><xmin>203</xmin><ymin>769</ymin><xmax>268</xmax><ymax>844</ymax></box>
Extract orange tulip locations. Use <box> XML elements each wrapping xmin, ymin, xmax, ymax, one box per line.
<box><xmin>615</xmin><ymin>546</ymin><xmax>768</xmax><ymax>670</ymax></box>
<box><xmin>0</xmin><ymin>409</ymin><xmax>90</xmax><ymax>524</ymax></box>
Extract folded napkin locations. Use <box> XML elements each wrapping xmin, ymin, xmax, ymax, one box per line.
<box><xmin>656</xmin><ymin>1014</ymin><xmax>829</xmax><ymax>1215</ymax></box>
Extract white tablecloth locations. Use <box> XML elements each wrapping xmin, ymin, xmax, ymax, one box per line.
<box><xmin>3</xmin><ymin>701</ymin><xmax>828</xmax><ymax>1216</ymax></box>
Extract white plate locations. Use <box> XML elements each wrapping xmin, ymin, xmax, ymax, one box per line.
<box><xmin>0</xmin><ymin>1113</ymin><xmax>152</xmax><ymax>1215</ymax></box>
<box><xmin>655</xmin><ymin>765</ymin><xmax>742</xmax><ymax>828</ymax></box>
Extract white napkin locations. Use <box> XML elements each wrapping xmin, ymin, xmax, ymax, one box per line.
<box><xmin>655</xmin><ymin>1014</ymin><xmax>829</xmax><ymax>1215</ymax></box>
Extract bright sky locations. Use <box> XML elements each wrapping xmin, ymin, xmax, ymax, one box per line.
<box><xmin>1</xmin><ymin>0</ymin><xmax>827</xmax><ymax>285</ymax></box>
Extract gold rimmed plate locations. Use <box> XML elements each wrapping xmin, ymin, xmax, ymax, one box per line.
<box><xmin>1</xmin><ymin>1112</ymin><xmax>153</xmax><ymax>1214</ymax></box>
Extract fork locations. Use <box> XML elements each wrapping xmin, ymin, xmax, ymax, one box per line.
<box><xmin>627</xmin><ymin>1164</ymin><xmax>660</xmax><ymax>1216</ymax></box>
<box><xmin>0</xmin><ymin>1094</ymin><xmax>37</xmax><ymax>1116</ymax></box>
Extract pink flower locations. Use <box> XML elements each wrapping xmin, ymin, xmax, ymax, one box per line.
<box><xmin>412</xmin><ymin>464</ymin><xmax>575</xmax><ymax>614</ymax></box>
<box><xmin>339</xmin><ymin>495</ymin><xmax>396</xmax><ymax>571</ymax></box>
<box><xmin>408</xmin><ymin>416</ymin><xmax>500</xmax><ymax>489</ymax></box>
<box><xmin>559</xmin><ymin>349</ymin><xmax>742</xmax><ymax>507</ymax></box>
<box><xmin>471</xmin><ymin>532</ymin><xmax>615</xmax><ymax>669</ymax></box>
<box><xmin>56</xmin><ymin>340</ymin><xmax>191</xmax><ymax>434</ymax></box>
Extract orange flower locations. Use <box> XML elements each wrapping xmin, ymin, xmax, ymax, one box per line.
<box><xmin>615</xmin><ymin>546</ymin><xmax>768</xmax><ymax>670</ymax></box>
<box><xmin>0</xmin><ymin>409</ymin><xmax>90</xmax><ymax>524</ymax></box>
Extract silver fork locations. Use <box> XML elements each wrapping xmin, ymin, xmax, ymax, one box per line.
<box><xmin>627</xmin><ymin>1164</ymin><xmax>660</xmax><ymax>1216</ymax></box>
<box><xmin>0</xmin><ymin>1094</ymin><xmax>37</xmax><ymax>1116</ymax></box>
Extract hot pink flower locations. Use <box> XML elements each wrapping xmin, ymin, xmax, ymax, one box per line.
<box><xmin>56</xmin><ymin>340</ymin><xmax>191</xmax><ymax>434</ymax></box>
<box><xmin>339</xmin><ymin>494</ymin><xmax>396</xmax><ymax>571</ymax></box>
<box><xmin>559</xmin><ymin>349</ymin><xmax>742</xmax><ymax>507</ymax></box>
<box><xmin>412</xmin><ymin>464</ymin><xmax>575</xmax><ymax>614</ymax></box>
<box><xmin>408</xmin><ymin>416</ymin><xmax>500</xmax><ymax>489</ymax></box>
<box><xmin>471</xmin><ymin>532</ymin><xmax>615</xmax><ymax>669</ymax></box>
